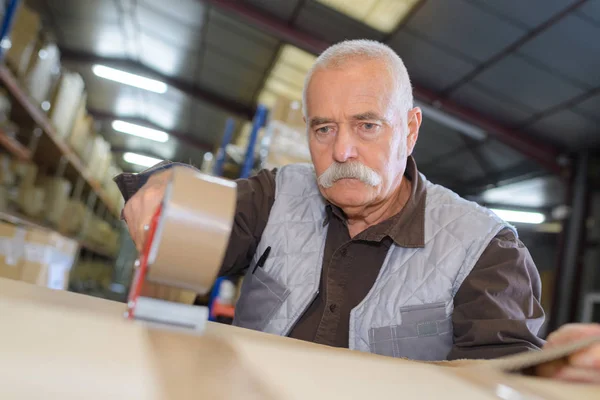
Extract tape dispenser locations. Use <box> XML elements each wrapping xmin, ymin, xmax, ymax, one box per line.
<box><xmin>125</xmin><ymin>167</ymin><xmax>237</xmax><ymax>332</ymax></box>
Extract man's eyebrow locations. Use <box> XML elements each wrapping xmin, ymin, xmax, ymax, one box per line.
<box><xmin>309</xmin><ymin>117</ymin><xmax>335</xmax><ymax>127</ymax></box>
<box><xmin>351</xmin><ymin>112</ymin><xmax>387</xmax><ymax>122</ymax></box>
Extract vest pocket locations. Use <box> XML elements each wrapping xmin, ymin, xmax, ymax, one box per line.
<box><xmin>368</xmin><ymin>302</ymin><xmax>453</xmax><ymax>361</ymax></box>
<box><xmin>233</xmin><ymin>267</ymin><xmax>291</xmax><ymax>332</ymax></box>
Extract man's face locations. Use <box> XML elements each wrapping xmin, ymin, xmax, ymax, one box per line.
<box><xmin>305</xmin><ymin>60</ymin><xmax>421</xmax><ymax>210</ymax></box>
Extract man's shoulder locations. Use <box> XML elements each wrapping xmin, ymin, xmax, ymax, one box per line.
<box><xmin>274</xmin><ymin>163</ymin><xmax>322</xmax><ymax>198</ymax></box>
<box><xmin>423</xmin><ymin>177</ymin><xmax>516</xmax><ymax>234</ymax></box>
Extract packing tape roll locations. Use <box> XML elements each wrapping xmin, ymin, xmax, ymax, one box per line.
<box><xmin>146</xmin><ymin>167</ymin><xmax>237</xmax><ymax>295</ymax></box>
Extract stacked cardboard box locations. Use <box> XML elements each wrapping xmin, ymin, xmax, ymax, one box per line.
<box><xmin>11</xmin><ymin>160</ymin><xmax>45</xmax><ymax>218</ymax></box>
<box><xmin>87</xmin><ymin>134</ymin><xmax>111</xmax><ymax>183</ymax></box>
<box><xmin>4</xmin><ymin>4</ymin><xmax>40</xmax><ymax>78</ymax></box>
<box><xmin>57</xmin><ymin>199</ymin><xmax>86</xmax><ymax>236</ymax></box>
<box><xmin>0</xmin><ymin>221</ymin><xmax>78</xmax><ymax>289</ymax></box>
<box><xmin>23</xmin><ymin>40</ymin><xmax>61</xmax><ymax>105</ymax></box>
<box><xmin>41</xmin><ymin>176</ymin><xmax>72</xmax><ymax>227</ymax></box>
<box><xmin>0</xmin><ymin>222</ymin><xmax>25</xmax><ymax>280</ymax></box>
<box><xmin>48</xmin><ymin>71</ymin><xmax>85</xmax><ymax>139</ymax></box>
<box><xmin>68</xmin><ymin>99</ymin><xmax>94</xmax><ymax>158</ymax></box>
<box><xmin>0</xmin><ymin>153</ymin><xmax>14</xmax><ymax>211</ymax></box>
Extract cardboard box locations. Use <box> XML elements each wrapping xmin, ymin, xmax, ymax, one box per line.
<box><xmin>1</xmin><ymin>278</ymin><xmax>599</xmax><ymax>400</ymax></box>
<box><xmin>17</xmin><ymin>185</ymin><xmax>45</xmax><ymax>218</ymax></box>
<box><xmin>12</xmin><ymin>159</ymin><xmax>37</xmax><ymax>188</ymax></box>
<box><xmin>57</xmin><ymin>199</ymin><xmax>86</xmax><ymax>236</ymax></box>
<box><xmin>87</xmin><ymin>135</ymin><xmax>111</xmax><ymax>183</ymax></box>
<box><xmin>67</xmin><ymin>99</ymin><xmax>93</xmax><ymax>157</ymax></box>
<box><xmin>48</xmin><ymin>71</ymin><xmax>85</xmax><ymax>138</ymax></box>
<box><xmin>21</xmin><ymin>227</ymin><xmax>78</xmax><ymax>289</ymax></box>
<box><xmin>4</xmin><ymin>4</ymin><xmax>40</xmax><ymax>77</ymax></box>
<box><xmin>0</xmin><ymin>153</ymin><xmax>15</xmax><ymax>186</ymax></box>
<box><xmin>0</xmin><ymin>222</ymin><xmax>25</xmax><ymax>280</ymax></box>
<box><xmin>23</xmin><ymin>41</ymin><xmax>61</xmax><ymax>104</ymax></box>
<box><xmin>41</xmin><ymin>176</ymin><xmax>72</xmax><ymax>226</ymax></box>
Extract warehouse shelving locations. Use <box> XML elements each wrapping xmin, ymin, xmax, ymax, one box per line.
<box><xmin>0</xmin><ymin>65</ymin><xmax>120</xmax><ymax>218</ymax></box>
<box><xmin>0</xmin><ymin>209</ymin><xmax>116</xmax><ymax>259</ymax></box>
<box><xmin>0</xmin><ymin>126</ymin><xmax>30</xmax><ymax>160</ymax></box>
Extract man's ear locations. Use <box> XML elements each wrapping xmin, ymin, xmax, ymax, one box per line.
<box><xmin>406</xmin><ymin>107</ymin><xmax>422</xmax><ymax>156</ymax></box>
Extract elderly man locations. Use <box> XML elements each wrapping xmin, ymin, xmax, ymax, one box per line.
<box><xmin>117</xmin><ymin>40</ymin><xmax>600</xmax><ymax>382</ymax></box>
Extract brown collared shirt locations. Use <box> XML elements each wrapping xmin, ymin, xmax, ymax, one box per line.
<box><xmin>115</xmin><ymin>157</ymin><xmax>545</xmax><ymax>360</ymax></box>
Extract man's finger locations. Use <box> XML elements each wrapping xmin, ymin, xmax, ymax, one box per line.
<box><xmin>570</xmin><ymin>344</ymin><xmax>600</xmax><ymax>369</ymax></box>
<box><xmin>555</xmin><ymin>366</ymin><xmax>600</xmax><ymax>384</ymax></box>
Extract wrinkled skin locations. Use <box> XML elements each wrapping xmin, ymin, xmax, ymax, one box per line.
<box><xmin>305</xmin><ymin>59</ymin><xmax>419</xmax><ymax>238</ymax></box>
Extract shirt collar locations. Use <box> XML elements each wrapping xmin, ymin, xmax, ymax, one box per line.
<box><xmin>324</xmin><ymin>156</ymin><xmax>426</xmax><ymax>248</ymax></box>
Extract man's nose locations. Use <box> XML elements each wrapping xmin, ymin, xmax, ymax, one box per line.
<box><xmin>332</xmin><ymin>125</ymin><xmax>357</xmax><ymax>163</ymax></box>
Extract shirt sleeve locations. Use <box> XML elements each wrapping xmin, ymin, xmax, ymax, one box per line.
<box><xmin>113</xmin><ymin>161</ymin><xmax>196</xmax><ymax>203</ymax></box>
<box><xmin>219</xmin><ymin>168</ymin><xmax>277</xmax><ymax>277</ymax></box>
<box><xmin>447</xmin><ymin>228</ymin><xmax>546</xmax><ymax>360</ymax></box>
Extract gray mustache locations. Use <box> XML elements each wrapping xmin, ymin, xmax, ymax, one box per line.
<box><xmin>317</xmin><ymin>162</ymin><xmax>382</xmax><ymax>188</ymax></box>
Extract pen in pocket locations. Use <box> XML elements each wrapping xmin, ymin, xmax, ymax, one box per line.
<box><xmin>252</xmin><ymin>246</ymin><xmax>271</xmax><ymax>274</ymax></box>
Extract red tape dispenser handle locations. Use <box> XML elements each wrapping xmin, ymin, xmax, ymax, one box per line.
<box><xmin>126</xmin><ymin>205</ymin><xmax>163</xmax><ymax>320</ymax></box>
<box><xmin>124</xmin><ymin>203</ymin><xmax>209</xmax><ymax>332</ymax></box>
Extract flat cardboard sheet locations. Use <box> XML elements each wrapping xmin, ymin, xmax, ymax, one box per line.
<box><xmin>1</xmin><ymin>279</ymin><xmax>598</xmax><ymax>400</ymax></box>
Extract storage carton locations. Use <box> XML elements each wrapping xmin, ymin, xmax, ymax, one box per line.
<box><xmin>21</xmin><ymin>227</ymin><xmax>78</xmax><ymax>289</ymax></box>
<box><xmin>57</xmin><ymin>199</ymin><xmax>86</xmax><ymax>235</ymax></box>
<box><xmin>67</xmin><ymin>99</ymin><xmax>93</xmax><ymax>157</ymax></box>
<box><xmin>4</xmin><ymin>4</ymin><xmax>40</xmax><ymax>77</ymax></box>
<box><xmin>23</xmin><ymin>41</ymin><xmax>61</xmax><ymax>104</ymax></box>
<box><xmin>41</xmin><ymin>176</ymin><xmax>72</xmax><ymax>226</ymax></box>
<box><xmin>48</xmin><ymin>71</ymin><xmax>85</xmax><ymax>138</ymax></box>
<box><xmin>0</xmin><ymin>221</ymin><xmax>25</xmax><ymax>280</ymax></box>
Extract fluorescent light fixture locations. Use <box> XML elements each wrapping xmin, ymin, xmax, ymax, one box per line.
<box><xmin>112</xmin><ymin>120</ymin><xmax>169</xmax><ymax>143</ymax></box>
<box><xmin>123</xmin><ymin>152</ymin><xmax>162</xmax><ymax>168</ymax></box>
<box><xmin>416</xmin><ymin>101</ymin><xmax>487</xmax><ymax>141</ymax></box>
<box><xmin>92</xmin><ymin>64</ymin><xmax>167</xmax><ymax>94</ymax></box>
<box><xmin>490</xmin><ymin>208</ymin><xmax>546</xmax><ymax>225</ymax></box>
<box><xmin>317</xmin><ymin>0</ymin><xmax>420</xmax><ymax>33</ymax></box>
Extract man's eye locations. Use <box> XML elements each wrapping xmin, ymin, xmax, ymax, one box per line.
<box><xmin>360</xmin><ymin>123</ymin><xmax>380</xmax><ymax>133</ymax></box>
<box><xmin>316</xmin><ymin>126</ymin><xmax>331</xmax><ymax>134</ymax></box>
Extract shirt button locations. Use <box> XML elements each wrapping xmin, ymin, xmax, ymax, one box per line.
<box><xmin>340</xmin><ymin>248</ymin><xmax>347</xmax><ymax>257</ymax></box>
<box><xmin>329</xmin><ymin>303</ymin><xmax>337</xmax><ymax>312</ymax></box>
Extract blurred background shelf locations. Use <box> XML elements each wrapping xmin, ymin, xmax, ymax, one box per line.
<box><xmin>0</xmin><ymin>65</ymin><xmax>119</xmax><ymax>218</ymax></box>
<box><xmin>0</xmin><ymin>125</ymin><xmax>30</xmax><ymax>160</ymax></box>
<box><xmin>0</xmin><ymin>209</ymin><xmax>116</xmax><ymax>259</ymax></box>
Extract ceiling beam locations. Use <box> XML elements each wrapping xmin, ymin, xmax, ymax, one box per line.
<box><xmin>201</xmin><ymin>0</ymin><xmax>565</xmax><ymax>174</ymax></box>
<box><xmin>60</xmin><ymin>48</ymin><xmax>255</xmax><ymax>120</ymax></box>
<box><xmin>454</xmin><ymin>161</ymin><xmax>547</xmax><ymax>196</ymax></box>
<box><xmin>88</xmin><ymin>108</ymin><xmax>214</xmax><ymax>153</ymax></box>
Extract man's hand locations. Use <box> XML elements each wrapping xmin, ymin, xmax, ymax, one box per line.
<box><xmin>122</xmin><ymin>169</ymin><xmax>173</xmax><ymax>252</ymax></box>
<box><xmin>536</xmin><ymin>323</ymin><xmax>600</xmax><ymax>383</ymax></box>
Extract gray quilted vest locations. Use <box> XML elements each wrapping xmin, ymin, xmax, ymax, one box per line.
<box><xmin>233</xmin><ymin>164</ymin><xmax>514</xmax><ymax>361</ymax></box>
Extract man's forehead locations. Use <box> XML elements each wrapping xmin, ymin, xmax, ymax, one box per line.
<box><xmin>306</xmin><ymin>65</ymin><xmax>395</xmax><ymax>113</ymax></box>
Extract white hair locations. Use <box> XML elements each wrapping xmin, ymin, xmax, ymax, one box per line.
<box><xmin>302</xmin><ymin>39</ymin><xmax>414</xmax><ymax>118</ymax></box>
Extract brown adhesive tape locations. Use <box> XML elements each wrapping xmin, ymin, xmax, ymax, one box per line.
<box><xmin>146</xmin><ymin>167</ymin><xmax>237</xmax><ymax>295</ymax></box>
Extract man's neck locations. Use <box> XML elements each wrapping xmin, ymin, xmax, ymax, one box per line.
<box><xmin>344</xmin><ymin>178</ymin><xmax>412</xmax><ymax>238</ymax></box>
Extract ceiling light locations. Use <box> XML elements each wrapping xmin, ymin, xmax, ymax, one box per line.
<box><xmin>92</xmin><ymin>64</ymin><xmax>167</xmax><ymax>94</ymax></box>
<box><xmin>123</xmin><ymin>152</ymin><xmax>162</xmax><ymax>168</ymax></box>
<box><xmin>317</xmin><ymin>0</ymin><xmax>420</xmax><ymax>33</ymax></box>
<box><xmin>112</xmin><ymin>120</ymin><xmax>169</xmax><ymax>143</ymax></box>
<box><xmin>490</xmin><ymin>209</ymin><xmax>546</xmax><ymax>225</ymax></box>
